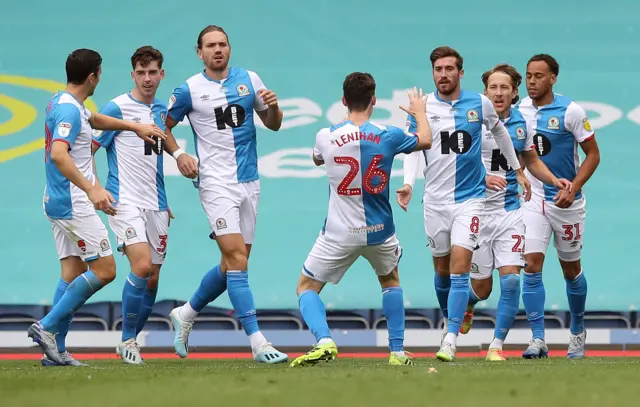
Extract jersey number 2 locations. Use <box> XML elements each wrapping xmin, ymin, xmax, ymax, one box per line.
<box><xmin>334</xmin><ymin>155</ymin><xmax>388</xmax><ymax>196</ymax></box>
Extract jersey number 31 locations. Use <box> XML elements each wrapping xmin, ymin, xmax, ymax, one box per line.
<box><xmin>334</xmin><ymin>155</ymin><xmax>388</xmax><ymax>196</ymax></box>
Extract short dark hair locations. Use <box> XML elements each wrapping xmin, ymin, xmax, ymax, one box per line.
<box><xmin>197</xmin><ymin>25</ymin><xmax>229</xmax><ymax>49</ymax></box>
<box><xmin>131</xmin><ymin>46</ymin><xmax>163</xmax><ymax>70</ymax></box>
<box><xmin>343</xmin><ymin>72</ymin><xmax>376</xmax><ymax>112</ymax></box>
<box><xmin>527</xmin><ymin>54</ymin><xmax>559</xmax><ymax>76</ymax></box>
<box><xmin>430</xmin><ymin>46</ymin><xmax>463</xmax><ymax>71</ymax></box>
<box><xmin>66</xmin><ymin>49</ymin><xmax>102</xmax><ymax>85</ymax></box>
<box><xmin>482</xmin><ymin>63</ymin><xmax>522</xmax><ymax>104</ymax></box>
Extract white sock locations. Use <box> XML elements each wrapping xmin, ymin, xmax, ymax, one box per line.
<box><xmin>392</xmin><ymin>351</ymin><xmax>405</xmax><ymax>358</ymax></box>
<box><xmin>318</xmin><ymin>337</ymin><xmax>333</xmax><ymax>345</ymax></box>
<box><xmin>249</xmin><ymin>331</ymin><xmax>267</xmax><ymax>353</ymax></box>
<box><xmin>490</xmin><ymin>338</ymin><xmax>504</xmax><ymax>350</ymax></box>
<box><xmin>444</xmin><ymin>332</ymin><xmax>458</xmax><ymax>345</ymax></box>
<box><xmin>179</xmin><ymin>302</ymin><xmax>199</xmax><ymax>322</ymax></box>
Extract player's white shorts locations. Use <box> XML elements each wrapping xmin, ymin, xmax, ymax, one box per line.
<box><xmin>302</xmin><ymin>233</ymin><xmax>402</xmax><ymax>284</ymax></box>
<box><xmin>423</xmin><ymin>197</ymin><xmax>485</xmax><ymax>257</ymax></box>
<box><xmin>199</xmin><ymin>180</ymin><xmax>260</xmax><ymax>244</ymax></box>
<box><xmin>522</xmin><ymin>196</ymin><xmax>586</xmax><ymax>261</ymax></box>
<box><xmin>48</xmin><ymin>213</ymin><xmax>113</xmax><ymax>262</ymax></box>
<box><xmin>108</xmin><ymin>204</ymin><xmax>170</xmax><ymax>265</ymax></box>
<box><xmin>471</xmin><ymin>208</ymin><xmax>525</xmax><ymax>280</ymax></box>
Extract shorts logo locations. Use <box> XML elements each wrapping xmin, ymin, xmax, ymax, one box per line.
<box><xmin>427</xmin><ymin>237</ymin><xmax>435</xmax><ymax>249</ymax></box>
<box><xmin>516</xmin><ymin>127</ymin><xmax>526</xmax><ymax>140</ymax></box>
<box><xmin>471</xmin><ymin>263</ymin><xmax>479</xmax><ymax>273</ymax></box>
<box><xmin>100</xmin><ymin>239</ymin><xmax>110</xmax><ymax>252</ymax></box>
<box><xmin>547</xmin><ymin>116</ymin><xmax>560</xmax><ymax>130</ymax></box>
<box><xmin>237</xmin><ymin>84</ymin><xmax>250</xmax><ymax>97</ymax></box>
<box><xmin>582</xmin><ymin>118</ymin><xmax>592</xmax><ymax>132</ymax></box>
<box><xmin>466</xmin><ymin>109</ymin><xmax>479</xmax><ymax>122</ymax></box>
<box><xmin>125</xmin><ymin>227</ymin><xmax>137</xmax><ymax>239</ymax></box>
<box><xmin>57</xmin><ymin>122</ymin><xmax>72</xmax><ymax>137</ymax></box>
<box><xmin>469</xmin><ymin>233</ymin><xmax>478</xmax><ymax>242</ymax></box>
<box><xmin>77</xmin><ymin>240</ymin><xmax>87</xmax><ymax>253</ymax></box>
<box><xmin>216</xmin><ymin>218</ymin><xmax>227</xmax><ymax>230</ymax></box>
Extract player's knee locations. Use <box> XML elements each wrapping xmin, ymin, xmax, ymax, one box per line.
<box><xmin>500</xmin><ymin>274</ymin><xmax>520</xmax><ymax>291</ymax></box>
<box><xmin>224</xmin><ymin>250</ymin><xmax>249</xmax><ymax>271</ymax></box>
<box><xmin>524</xmin><ymin>256</ymin><xmax>543</xmax><ymax>274</ymax></box>
<box><xmin>131</xmin><ymin>257</ymin><xmax>154</xmax><ymax>279</ymax></box>
<box><xmin>378</xmin><ymin>268</ymin><xmax>400</xmax><ymax>288</ymax></box>
<box><xmin>91</xmin><ymin>256</ymin><xmax>117</xmax><ymax>285</ymax></box>
<box><xmin>472</xmin><ymin>279</ymin><xmax>492</xmax><ymax>299</ymax></box>
<box><xmin>559</xmin><ymin>258</ymin><xmax>582</xmax><ymax>280</ymax></box>
<box><xmin>147</xmin><ymin>273</ymin><xmax>160</xmax><ymax>290</ymax></box>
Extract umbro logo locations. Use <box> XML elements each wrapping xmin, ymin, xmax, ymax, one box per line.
<box><xmin>429</xmin><ymin>115</ymin><xmax>440</xmax><ymax>123</ymax></box>
<box><xmin>132</xmin><ymin>117</ymin><xmax>141</xmax><ymax>123</ymax></box>
<box><xmin>200</xmin><ymin>94</ymin><xmax>210</xmax><ymax>101</ymax></box>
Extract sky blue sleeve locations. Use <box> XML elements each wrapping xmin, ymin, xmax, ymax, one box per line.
<box><xmin>52</xmin><ymin>104</ymin><xmax>82</xmax><ymax>146</ymax></box>
<box><xmin>167</xmin><ymin>82</ymin><xmax>192</xmax><ymax>123</ymax></box>
<box><xmin>406</xmin><ymin>114</ymin><xmax>417</xmax><ymax>133</ymax></box>
<box><xmin>390</xmin><ymin>126</ymin><xmax>418</xmax><ymax>155</ymax></box>
<box><xmin>92</xmin><ymin>101</ymin><xmax>122</xmax><ymax>148</ymax></box>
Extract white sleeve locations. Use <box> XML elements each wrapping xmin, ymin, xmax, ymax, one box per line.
<box><xmin>523</xmin><ymin>121</ymin><xmax>535</xmax><ymax>152</ymax></box>
<box><xmin>565</xmin><ymin>101</ymin><xmax>595</xmax><ymax>143</ymax></box>
<box><xmin>480</xmin><ymin>94</ymin><xmax>499</xmax><ymax>131</ymax></box>
<box><xmin>248</xmin><ymin>70</ymin><xmax>269</xmax><ymax>112</ymax></box>
<box><xmin>313</xmin><ymin>128</ymin><xmax>329</xmax><ymax>161</ymax></box>
<box><xmin>490</xmin><ymin>122</ymin><xmax>521</xmax><ymax>170</ymax></box>
<box><xmin>403</xmin><ymin>151</ymin><xmax>421</xmax><ymax>188</ymax></box>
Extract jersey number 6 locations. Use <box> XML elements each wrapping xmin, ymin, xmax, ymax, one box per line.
<box><xmin>334</xmin><ymin>155</ymin><xmax>388</xmax><ymax>196</ymax></box>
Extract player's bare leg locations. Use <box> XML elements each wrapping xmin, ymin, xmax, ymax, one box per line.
<box><xmin>432</xmin><ymin>254</ymin><xmax>451</xmax><ymax>345</ymax></box>
<box><xmin>290</xmin><ymin>275</ymin><xmax>337</xmax><ymax>367</ymax></box>
<box><xmin>461</xmin><ymin>275</ymin><xmax>493</xmax><ymax>335</ymax></box>
<box><xmin>559</xmin><ymin>257</ymin><xmax>587</xmax><ymax>359</ymax></box>
<box><xmin>378</xmin><ymin>268</ymin><xmax>413</xmax><ymax>366</ymax></box>
<box><xmin>116</xmin><ymin>242</ymin><xmax>154</xmax><ymax>365</ymax></box>
<box><xmin>522</xmin><ymin>252</ymin><xmax>548</xmax><ymax>358</ymax></box>
<box><xmin>29</xmin><ymin>255</ymin><xmax>116</xmax><ymax>365</ymax></box>
<box><xmin>485</xmin><ymin>267</ymin><xmax>521</xmax><ymax>361</ymax></box>
<box><xmin>437</xmin><ymin>246</ymin><xmax>473</xmax><ymax>362</ymax></box>
<box><xmin>40</xmin><ymin>257</ymin><xmax>88</xmax><ymax>367</ymax></box>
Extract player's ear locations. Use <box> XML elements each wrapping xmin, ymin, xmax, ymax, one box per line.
<box><xmin>160</xmin><ymin>69</ymin><xmax>165</xmax><ymax>80</ymax></box>
<box><xmin>341</xmin><ymin>96</ymin><xmax>347</xmax><ymax>107</ymax></box>
<box><xmin>130</xmin><ymin>71</ymin><xmax>135</xmax><ymax>81</ymax></box>
<box><xmin>459</xmin><ymin>69</ymin><xmax>464</xmax><ymax>79</ymax></box>
<box><xmin>550</xmin><ymin>74</ymin><xmax>557</xmax><ymax>86</ymax></box>
<box><xmin>371</xmin><ymin>95</ymin><xmax>377</xmax><ymax>107</ymax></box>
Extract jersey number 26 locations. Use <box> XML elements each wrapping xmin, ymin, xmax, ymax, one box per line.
<box><xmin>334</xmin><ymin>155</ymin><xmax>388</xmax><ymax>196</ymax></box>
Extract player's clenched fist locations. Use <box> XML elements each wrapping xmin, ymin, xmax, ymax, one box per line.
<box><xmin>177</xmin><ymin>154</ymin><xmax>199</xmax><ymax>179</ymax></box>
<box><xmin>88</xmin><ymin>185</ymin><xmax>116</xmax><ymax>216</ymax></box>
<box><xmin>257</xmin><ymin>89</ymin><xmax>278</xmax><ymax>107</ymax></box>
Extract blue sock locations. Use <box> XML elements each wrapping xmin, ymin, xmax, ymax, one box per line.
<box><xmin>468</xmin><ymin>286</ymin><xmax>482</xmax><ymax>307</ymax></box>
<box><xmin>566</xmin><ymin>272</ymin><xmax>587</xmax><ymax>335</ymax></box>
<box><xmin>189</xmin><ymin>264</ymin><xmax>227</xmax><ymax>312</ymax></box>
<box><xmin>52</xmin><ymin>279</ymin><xmax>71</xmax><ymax>353</ymax></box>
<box><xmin>447</xmin><ymin>273</ymin><xmax>470</xmax><ymax>334</ymax></box>
<box><xmin>382</xmin><ymin>287</ymin><xmax>404</xmax><ymax>352</ymax></box>
<box><xmin>434</xmin><ymin>273</ymin><xmax>450</xmax><ymax>318</ymax></box>
<box><xmin>494</xmin><ymin>274</ymin><xmax>521</xmax><ymax>341</ymax></box>
<box><xmin>298</xmin><ymin>290</ymin><xmax>331</xmax><ymax>342</ymax></box>
<box><xmin>522</xmin><ymin>272</ymin><xmax>546</xmax><ymax>340</ymax></box>
<box><xmin>227</xmin><ymin>271</ymin><xmax>259</xmax><ymax>336</ymax></box>
<box><xmin>122</xmin><ymin>272</ymin><xmax>149</xmax><ymax>341</ymax></box>
<box><xmin>41</xmin><ymin>271</ymin><xmax>103</xmax><ymax>332</ymax></box>
<box><xmin>136</xmin><ymin>288</ymin><xmax>158</xmax><ymax>335</ymax></box>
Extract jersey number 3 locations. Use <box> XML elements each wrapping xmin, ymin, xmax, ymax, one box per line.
<box><xmin>334</xmin><ymin>155</ymin><xmax>388</xmax><ymax>196</ymax></box>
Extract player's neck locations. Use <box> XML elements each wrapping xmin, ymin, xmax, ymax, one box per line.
<box><xmin>497</xmin><ymin>108</ymin><xmax>511</xmax><ymax>120</ymax></box>
<box><xmin>205</xmin><ymin>66</ymin><xmax>230</xmax><ymax>81</ymax></box>
<box><xmin>532</xmin><ymin>91</ymin><xmax>554</xmax><ymax>108</ymax></box>
<box><xmin>347</xmin><ymin>111</ymin><xmax>370</xmax><ymax>126</ymax></box>
<box><xmin>64</xmin><ymin>85</ymin><xmax>89</xmax><ymax>104</ymax></box>
<box><xmin>437</xmin><ymin>87</ymin><xmax>461</xmax><ymax>103</ymax></box>
<box><xmin>130</xmin><ymin>88</ymin><xmax>154</xmax><ymax>105</ymax></box>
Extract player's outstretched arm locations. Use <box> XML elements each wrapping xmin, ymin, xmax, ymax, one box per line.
<box><xmin>256</xmin><ymin>89</ymin><xmax>283</xmax><ymax>131</ymax></box>
<box><xmin>164</xmin><ymin>116</ymin><xmax>198</xmax><ymax>179</ymax></box>
<box><xmin>400</xmin><ymin>88</ymin><xmax>432</xmax><ymax>151</ymax></box>
<box><xmin>50</xmin><ymin>141</ymin><xmax>115</xmax><ymax>214</ymax></box>
<box><xmin>89</xmin><ymin>112</ymin><xmax>166</xmax><ymax>144</ymax></box>
<box><xmin>521</xmin><ymin>150</ymin><xmax>572</xmax><ymax>191</ymax></box>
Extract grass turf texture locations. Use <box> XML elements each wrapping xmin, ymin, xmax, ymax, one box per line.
<box><xmin>0</xmin><ymin>358</ymin><xmax>637</xmax><ymax>407</ymax></box>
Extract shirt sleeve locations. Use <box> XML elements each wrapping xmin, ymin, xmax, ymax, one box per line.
<box><xmin>313</xmin><ymin>128</ymin><xmax>330</xmax><ymax>161</ymax></box>
<box><xmin>52</xmin><ymin>103</ymin><xmax>82</xmax><ymax>147</ymax></box>
<box><xmin>490</xmin><ymin>121</ymin><xmax>521</xmax><ymax>170</ymax></box>
<box><xmin>248</xmin><ymin>70</ymin><xmax>269</xmax><ymax>112</ymax></box>
<box><xmin>92</xmin><ymin>101</ymin><xmax>122</xmax><ymax>148</ymax></box>
<box><xmin>565</xmin><ymin>101</ymin><xmax>595</xmax><ymax>143</ymax></box>
<box><xmin>403</xmin><ymin>151</ymin><xmax>421</xmax><ymax>188</ymax></box>
<box><xmin>167</xmin><ymin>82</ymin><xmax>193</xmax><ymax>123</ymax></box>
<box><xmin>480</xmin><ymin>94</ymin><xmax>500</xmax><ymax>131</ymax></box>
<box><xmin>389</xmin><ymin>126</ymin><xmax>418</xmax><ymax>155</ymax></box>
<box><xmin>522</xmin><ymin>121</ymin><xmax>535</xmax><ymax>152</ymax></box>
<box><xmin>405</xmin><ymin>114</ymin><xmax>417</xmax><ymax>133</ymax></box>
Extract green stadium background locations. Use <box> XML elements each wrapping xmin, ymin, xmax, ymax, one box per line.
<box><xmin>0</xmin><ymin>0</ymin><xmax>638</xmax><ymax>311</ymax></box>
